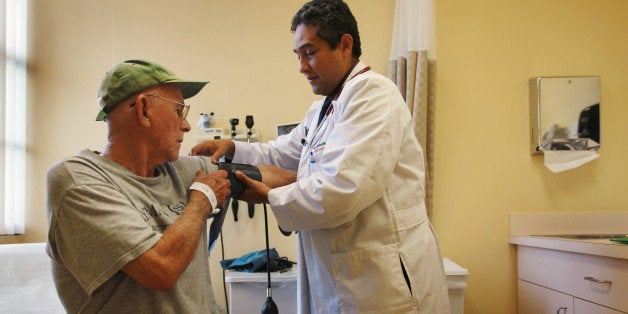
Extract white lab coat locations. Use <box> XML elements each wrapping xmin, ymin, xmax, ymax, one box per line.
<box><xmin>232</xmin><ymin>62</ymin><xmax>450</xmax><ymax>313</ymax></box>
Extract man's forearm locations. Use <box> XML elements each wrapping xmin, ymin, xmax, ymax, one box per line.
<box><xmin>121</xmin><ymin>192</ymin><xmax>211</xmax><ymax>290</ymax></box>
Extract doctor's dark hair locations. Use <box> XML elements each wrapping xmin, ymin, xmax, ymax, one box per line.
<box><xmin>291</xmin><ymin>0</ymin><xmax>362</xmax><ymax>59</ymax></box>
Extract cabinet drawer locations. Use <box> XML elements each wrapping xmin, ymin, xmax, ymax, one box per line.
<box><xmin>573</xmin><ymin>254</ymin><xmax>628</xmax><ymax>313</ymax></box>
<box><xmin>574</xmin><ymin>298</ymin><xmax>625</xmax><ymax>314</ymax></box>
<box><xmin>518</xmin><ymin>246</ymin><xmax>573</xmax><ymax>293</ymax></box>
<box><xmin>519</xmin><ymin>280</ymin><xmax>573</xmax><ymax>314</ymax></box>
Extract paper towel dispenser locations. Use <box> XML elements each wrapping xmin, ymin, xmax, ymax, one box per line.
<box><xmin>529</xmin><ymin>76</ymin><xmax>601</xmax><ymax>155</ymax></box>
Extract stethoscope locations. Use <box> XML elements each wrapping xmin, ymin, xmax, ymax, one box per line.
<box><xmin>303</xmin><ymin>104</ymin><xmax>334</xmax><ymax>164</ymax></box>
<box><xmin>300</xmin><ymin>65</ymin><xmax>371</xmax><ymax>164</ymax></box>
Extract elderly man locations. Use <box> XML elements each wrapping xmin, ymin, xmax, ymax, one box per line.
<box><xmin>46</xmin><ymin>59</ymin><xmax>283</xmax><ymax>313</ymax></box>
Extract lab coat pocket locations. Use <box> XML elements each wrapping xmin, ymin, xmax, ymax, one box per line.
<box><xmin>306</xmin><ymin>146</ymin><xmax>324</xmax><ymax>173</ymax></box>
<box><xmin>331</xmin><ymin>244</ymin><xmax>414</xmax><ymax>313</ymax></box>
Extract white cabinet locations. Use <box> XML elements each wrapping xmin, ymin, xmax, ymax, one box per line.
<box><xmin>572</xmin><ymin>253</ymin><xmax>628</xmax><ymax>312</ymax></box>
<box><xmin>517</xmin><ymin>246</ymin><xmax>627</xmax><ymax>314</ymax></box>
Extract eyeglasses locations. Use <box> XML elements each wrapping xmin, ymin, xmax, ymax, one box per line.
<box><xmin>146</xmin><ymin>94</ymin><xmax>190</xmax><ymax>120</ymax></box>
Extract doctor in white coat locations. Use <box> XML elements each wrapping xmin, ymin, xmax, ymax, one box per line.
<box><xmin>191</xmin><ymin>0</ymin><xmax>450</xmax><ymax>313</ymax></box>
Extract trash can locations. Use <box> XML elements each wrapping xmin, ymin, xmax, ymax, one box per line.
<box><xmin>225</xmin><ymin>269</ymin><xmax>297</xmax><ymax>314</ymax></box>
<box><xmin>443</xmin><ymin>257</ymin><xmax>469</xmax><ymax>314</ymax></box>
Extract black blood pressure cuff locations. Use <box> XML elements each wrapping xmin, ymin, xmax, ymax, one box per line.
<box><xmin>218</xmin><ymin>162</ymin><xmax>262</xmax><ymax>198</ymax></box>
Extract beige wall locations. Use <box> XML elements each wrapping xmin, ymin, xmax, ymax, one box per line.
<box><xmin>2</xmin><ymin>0</ymin><xmax>627</xmax><ymax>313</ymax></box>
<box><xmin>434</xmin><ymin>0</ymin><xmax>628</xmax><ymax>313</ymax></box>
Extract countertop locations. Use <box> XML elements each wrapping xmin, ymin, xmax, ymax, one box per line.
<box><xmin>509</xmin><ymin>235</ymin><xmax>627</xmax><ymax>259</ymax></box>
<box><xmin>509</xmin><ymin>212</ymin><xmax>628</xmax><ymax>260</ymax></box>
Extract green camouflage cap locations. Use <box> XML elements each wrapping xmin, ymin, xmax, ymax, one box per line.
<box><xmin>96</xmin><ymin>59</ymin><xmax>208</xmax><ymax>121</ymax></box>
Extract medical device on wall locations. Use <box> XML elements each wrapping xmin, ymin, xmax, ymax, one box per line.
<box><xmin>229</xmin><ymin>118</ymin><xmax>239</xmax><ymax>139</ymax></box>
<box><xmin>245</xmin><ymin>115</ymin><xmax>255</xmax><ymax>141</ymax></box>
<box><xmin>245</xmin><ymin>115</ymin><xmax>256</xmax><ymax>219</ymax></box>
<box><xmin>194</xmin><ymin>115</ymin><xmax>259</xmax><ymax>143</ymax></box>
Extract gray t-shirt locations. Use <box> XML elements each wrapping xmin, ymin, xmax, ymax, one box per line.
<box><xmin>46</xmin><ymin>149</ymin><xmax>224</xmax><ymax>313</ymax></box>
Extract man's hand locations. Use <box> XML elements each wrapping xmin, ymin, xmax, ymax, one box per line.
<box><xmin>190</xmin><ymin>170</ymin><xmax>230</xmax><ymax>211</ymax></box>
<box><xmin>189</xmin><ymin>139</ymin><xmax>235</xmax><ymax>164</ymax></box>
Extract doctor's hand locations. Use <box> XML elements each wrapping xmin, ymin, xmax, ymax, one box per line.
<box><xmin>234</xmin><ymin>170</ymin><xmax>272</xmax><ymax>204</ymax></box>
<box><xmin>235</xmin><ymin>165</ymin><xmax>297</xmax><ymax>204</ymax></box>
<box><xmin>189</xmin><ymin>139</ymin><xmax>235</xmax><ymax>164</ymax></box>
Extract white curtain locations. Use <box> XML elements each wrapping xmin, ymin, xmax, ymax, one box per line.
<box><xmin>1</xmin><ymin>0</ymin><xmax>27</xmax><ymax>235</ymax></box>
<box><xmin>387</xmin><ymin>0</ymin><xmax>436</xmax><ymax>218</ymax></box>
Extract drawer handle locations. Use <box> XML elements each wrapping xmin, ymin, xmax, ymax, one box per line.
<box><xmin>584</xmin><ymin>276</ymin><xmax>612</xmax><ymax>285</ymax></box>
<box><xmin>556</xmin><ymin>307</ymin><xmax>568</xmax><ymax>314</ymax></box>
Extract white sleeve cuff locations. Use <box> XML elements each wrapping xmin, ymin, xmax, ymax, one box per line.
<box><xmin>189</xmin><ymin>182</ymin><xmax>219</xmax><ymax>213</ymax></box>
